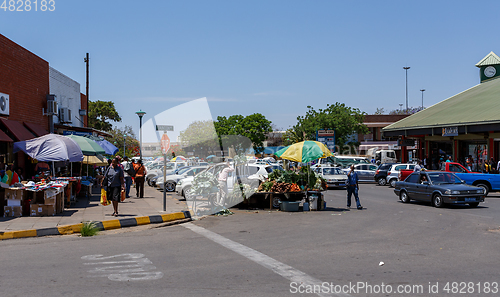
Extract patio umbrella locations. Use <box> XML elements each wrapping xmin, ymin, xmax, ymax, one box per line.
<box><xmin>206</xmin><ymin>155</ymin><xmax>216</xmax><ymax>159</ymax></box>
<box><xmin>85</xmin><ymin>135</ymin><xmax>119</xmax><ymax>155</ymax></box>
<box><xmin>274</xmin><ymin>141</ymin><xmax>333</xmax><ymax>163</ymax></box>
<box><xmin>82</xmin><ymin>154</ymin><xmax>108</xmax><ymax>166</ymax></box>
<box><xmin>171</xmin><ymin>156</ymin><xmax>186</xmax><ymax>162</ymax></box>
<box><xmin>66</xmin><ymin>135</ymin><xmax>106</xmax><ymax>156</ymax></box>
<box><xmin>13</xmin><ymin>134</ymin><xmax>83</xmax><ymax>162</ymax></box>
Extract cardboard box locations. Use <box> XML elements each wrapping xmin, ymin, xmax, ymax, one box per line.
<box><xmin>42</xmin><ymin>205</ymin><xmax>55</xmax><ymax>216</ymax></box>
<box><xmin>5</xmin><ymin>189</ymin><xmax>24</xmax><ymax>200</ymax></box>
<box><xmin>44</xmin><ymin>196</ymin><xmax>56</xmax><ymax>206</ymax></box>
<box><xmin>7</xmin><ymin>199</ymin><xmax>22</xmax><ymax>207</ymax></box>
<box><xmin>4</xmin><ymin>206</ymin><xmax>22</xmax><ymax>217</ymax></box>
<box><xmin>30</xmin><ymin>204</ymin><xmax>44</xmax><ymax>217</ymax></box>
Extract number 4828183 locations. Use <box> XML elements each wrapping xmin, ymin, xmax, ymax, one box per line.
<box><xmin>1</xmin><ymin>0</ymin><xmax>55</xmax><ymax>11</ymax></box>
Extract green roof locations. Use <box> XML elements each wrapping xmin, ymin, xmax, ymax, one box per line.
<box><xmin>475</xmin><ymin>51</ymin><xmax>500</xmax><ymax>67</ymax></box>
<box><xmin>383</xmin><ymin>77</ymin><xmax>500</xmax><ymax>132</ymax></box>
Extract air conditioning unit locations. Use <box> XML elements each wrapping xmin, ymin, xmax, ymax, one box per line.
<box><xmin>47</xmin><ymin>100</ymin><xmax>58</xmax><ymax>115</ymax></box>
<box><xmin>0</xmin><ymin>93</ymin><xmax>9</xmax><ymax>116</ymax></box>
<box><xmin>59</xmin><ymin>107</ymin><xmax>72</xmax><ymax>123</ymax></box>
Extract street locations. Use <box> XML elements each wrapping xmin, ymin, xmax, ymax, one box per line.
<box><xmin>1</xmin><ymin>184</ymin><xmax>500</xmax><ymax>297</ymax></box>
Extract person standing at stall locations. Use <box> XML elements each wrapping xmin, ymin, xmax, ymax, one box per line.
<box><xmin>346</xmin><ymin>165</ymin><xmax>363</xmax><ymax>210</ymax></box>
<box><xmin>101</xmin><ymin>157</ymin><xmax>125</xmax><ymax>217</ymax></box>
<box><xmin>217</xmin><ymin>162</ymin><xmax>234</xmax><ymax>207</ymax></box>
<box><xmin>133</xmin><ymin>159</ymin><xmax>147</xmax><ymax>198</ymax></box>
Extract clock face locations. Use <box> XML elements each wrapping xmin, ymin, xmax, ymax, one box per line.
<box><xmin>484</xmin><ymin>66</ymin><xmax>496</xmax><ymax>78</ymax></box>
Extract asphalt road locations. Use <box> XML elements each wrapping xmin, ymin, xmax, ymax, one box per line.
<box><xmin>1</xmin><ymin>184</ymin><xmax>500</xmax><ymax>297</ymax></box>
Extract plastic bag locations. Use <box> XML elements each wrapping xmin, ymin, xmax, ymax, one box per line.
<box><xmin>121</xmin><ymin>190</ymin><xmax>126</xmax><ymax>202</ymax></box>
<box><xmin>101</xmin><ymin>188</ymin><xmax>111</xmax><ymax>206</ymax></box>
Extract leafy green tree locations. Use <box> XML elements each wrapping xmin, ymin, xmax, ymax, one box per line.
<box><xmin>88</xmin><ymin>100</ymin><xmax>122</xmax><ymax>132</ymax></box>
<box><xmin>109</xmin><ymin>126</ymin><xmax>139</xmax><ymax>157</ymax></box>
<box><xmin>179</xmin><ymin>120</ymin><xmax>219</xmax><ymax>157</ymax></box>
<box><xmin>291</xmin><ymin>103</ymin><xmax>368</xmax><ymax>149</ymax></box>
<box><xmin>214</xmin><ymin>113</ymin><xmax>272</xmax><ymax>154</ymax></box>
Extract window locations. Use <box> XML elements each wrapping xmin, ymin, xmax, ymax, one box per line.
<box><xmin>395</xmin><ymin>165</ymin><xmax>406</xmax><ymax>171</ymax></box>
<box><xmin>265</xmin><ymin>166</ymin><xmax>273</xmax><ymax>174</ymax></box>
<box><xmin>406</xmin><ymin>174</ymin><xmax>419</xmax><ymax>183</ymax></box>
<box><xmin>248</xmin><ymin>166</ymin><xmax>259</xmax><ymax>175</ymax></box>
<box><xmin>449</xmin><ymin>164</ymin><xmax>466</xmax><ymax>173</ymax></box>
<box><xmin>369</xmin><ymin>165</ymin><xmax>377</xmax><ymax>171</ymax></box>
<box><xmin>409</xmin><ymin>165</ymin><xmax>415</xmax><ymax>169</ymax></box>
<box><xmin>387</xmin><ymin>151</ymin><xmax>396</xmax><ymax>158</ymax></box>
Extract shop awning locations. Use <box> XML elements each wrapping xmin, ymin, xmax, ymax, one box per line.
<box><xmin>24</xmin><ymin>122</ymin><xmax>49</xmax><ymax>137</ymax></box>
<box><xmin>383</xmin><ymin>77</ymin><xmax>500</xmax><ymax>133</ymax></box>
<box><xmin>0</xmin><ymin>129</ymin><xmax>13</xmax><ymax>142</ymax></box>
<box><xmin>0</xmin><ymin>118</ymin><xmax>36</xmax><ymax>141</ymax></box>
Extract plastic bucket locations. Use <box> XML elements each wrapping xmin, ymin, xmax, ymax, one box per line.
<box><xmin>280</xmin><ymin>201</ymin><xmax>300</xmax><ymax>212</ymax></box>
<box><xmin>303</xmin><ymin>202</ymin><xmax>309</xmax><ymax>211</ymax></box>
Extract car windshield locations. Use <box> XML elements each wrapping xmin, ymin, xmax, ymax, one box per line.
<box><xmin>176</xmin><ymin>167</ymin><xmax>191</xmax><ymax>175</ymax></box>
<box><xmin>323</xmin><ymin>168</ymin><xmax>343</xmax><ymax>175</ymax></box>
<box><xmin>428</xmin><ymin>172</ymin><xmax>463</xmax><ymax>184</ymax></box>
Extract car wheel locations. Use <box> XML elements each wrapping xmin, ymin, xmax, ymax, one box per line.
<box><xmin>183</xmin><ymin>186</ymin><xmax>191</xmax><ymax>199</ymax></box>
<box><xmin>400</xmin><ymin>191</ymin><xmax>410</xmax><ymax>203</ymax></box>
<box><xmin>389</xmin><ymin>179</ymin><xmax>397</xmax><ymax>188</ymax></box>
<box><xmin>469</xmin><ymin>202</ymin><xmax>479</xmax><ymax>208</ymax></box>
<box><xmin>432</xmin><ymin>194</ymin><xmax>444</xmax><ymax>208</ymax></box>
<box><xmin>165</xmin><ymin>181</ymin><xmax>176</xmax><ymax>192</ymax></box>
<box><xmin>272</xmin><ymin>196</ymin><xmax>281</xmax><ymax>208</ymax></box>
<box><xmin>147</xmin><ymin>178</ymin><xmax>153</xmax><ymax>187</ymax></box>
<box><xmin>475</xmin><ymin>183</ymin><xmax>489</xmax><ymax>196</ymax></box>
<box><xmin>377</xmin><ymin>178</ymin><xmax>387</xmax><ymax>186</ymax></box>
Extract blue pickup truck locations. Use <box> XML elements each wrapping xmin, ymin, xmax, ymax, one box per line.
<box><xmin>440</xmin><ymin>162</ymin><xmax>500</xmax><ymax>196</ymax></box>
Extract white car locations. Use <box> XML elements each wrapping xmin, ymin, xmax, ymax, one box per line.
<box><xmin>156</xmin><ymin>166</ymin><xmax>208</xmax><ymax>192</ymax></box>
<box><xmin>314</xmin><ymin>166</ymin><xmax>347</xmax><ymax>188</ymax></box>
<box><xmin>146</xmin><ymin>162</ymin><xmax>187</xmax><ymax>186</ymax></box>
<box><xmin>386</xmin><ymin>163</ymin><xmax>416</xmax><ymax>188</ymax></box>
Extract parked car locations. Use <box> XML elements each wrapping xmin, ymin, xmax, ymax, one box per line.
<box><xmin>394</xmin><ymin>171</ymin><xmax>485</xmax><ymax>208</ymax></box>
<box><xmin>146</xmin><ymin>162</ymin><xmax>187</xmax><ymax>186</ymax></box>
<box><xmin>439</xmin><ymin>162</ymin><xmax>500</xmax><ymax>196</ymax></box>
<box><xmin>156</xmin><ymin>166</ymin><xmax>208</xmax><ymax>191</ymax></box>
<box><xmin>331</xmin><ymin>156</ymin><xmax>369</xmax><ymax>169</ymax></box>
<box><xmin>373</xmin><ymin>163</ymin><xmax>396</xmax><ymax>186</ymax></box>
<box><xmin>314</xmin><ymin>166</ymin><xmax>347</xmax><ymax>188</ymax></box>
<box><xmin>386</xmin><ymin>163</ymin><xmax>416</xmax><ymax>188</ymax></box>
<box><xmin>342</xmin><ymin>164</ymin><xmax>378</xmax><ymax>182</ymax></box>
<box><xmin>149</xmin><ymin>166</ymin><xmax>190</xmax><ymax>187</ymax></box>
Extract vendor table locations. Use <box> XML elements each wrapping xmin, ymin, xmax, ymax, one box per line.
<box><xmin>252</xmin><ymin>192</ymin><xmax>305</xmax><ymax>209</ymax></box>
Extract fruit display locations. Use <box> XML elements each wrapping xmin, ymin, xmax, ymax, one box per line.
<box><xmin>258</xmin><ymin>167</ymin><xmax>326</xmax><ymax>193</ymax></box>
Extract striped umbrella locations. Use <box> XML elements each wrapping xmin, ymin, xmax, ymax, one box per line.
<box><xmin>274</xmin><ymin>141</ymin><xmax>333</xmax><ymax>163</ymax></box>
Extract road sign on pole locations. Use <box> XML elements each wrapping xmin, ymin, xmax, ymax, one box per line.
<box><xmin>161</xmin><ymin>133</ymin><xmax>170</xmax><ymax>155</ymax></box>
<box><xmin>155</xmin><ymin>125</ymin><xmax>174</xmax><ymax>212</ymax></box>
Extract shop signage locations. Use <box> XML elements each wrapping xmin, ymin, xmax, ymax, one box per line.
<box><xmin>397</xmin><ymin>139</ymin><xmax>415</xmax><ymax>147</ymax></box>
<box><xmin>316</xmin><ymin>129</ymin><xmax>335</xmax><ymax>152</ymax></box>
<box><xmin>156</xmin><ymin>125</ymin><xmax>174</xmax><ymax>131</ymax></box>
<box><xmin>63</xmin><ymin>131</ymin><xmax>92</xmax><ymax>136</ymax></box>
<box><xmin>442</xmin><ymin>127</ymin><xmax>458</xmax><ymax>137</ymax></box>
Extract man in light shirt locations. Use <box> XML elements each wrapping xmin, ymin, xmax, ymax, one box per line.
<box><xmin>218</xmin><ymin>162</ymin><xmax>234</xmax><ymax>207</ymax></box>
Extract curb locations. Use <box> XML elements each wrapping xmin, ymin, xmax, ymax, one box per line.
<box><xmin>0</xmin><ymin>211</ymin><xmax>191</xmax><ymax>241</ymax></box>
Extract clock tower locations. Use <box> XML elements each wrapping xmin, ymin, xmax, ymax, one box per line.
<box><xmin>476</xmin><ymin>51</ymin><xmax>500</xmax><ymax>82</ymax></box>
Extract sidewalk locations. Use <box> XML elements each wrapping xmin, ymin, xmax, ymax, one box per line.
<box><xmin>0</xmin><ymin>185</ymin><xmax>189</xmax><ymax>232</ymax></box>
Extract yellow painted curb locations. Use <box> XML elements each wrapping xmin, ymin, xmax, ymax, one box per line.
<box><xmin>161</xmin><ymin>212</ymin><xmax>185</xmax><ymax>222</ymax></box>
<box><xmin>58</xmin><ymin>223</ymin><xmax>83</xmax><ymax>235</ymax></box>
<box><xmin>0</xmin><ymin>232</ymin><xmax>14</xmax><ymax>240</ymax></box>
<box><xmin>12</xmin><ymin>229</ymin><xmax>37</xmax><ymax>239</ymax></box>
<box><xmin>102</xmin><ymin>219</ymin><xmax>121</xmax><ymax>230</ymax></box>
<box><xmin>136</xmin><ymin>216</ymin><xmax>151</xmax><ymax>225</ymax></box>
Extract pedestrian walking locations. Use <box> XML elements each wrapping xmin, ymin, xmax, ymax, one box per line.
<box><xmin>133</xmin><ymin>159</ymin><xmax>147</xmax><ymax>198</ymax></box>
<box><xmin>346</xmin><ymin>164</ymin><xmax>362</xmax><ymax>210</ymax></box>
<box><xmin>101</xmin><ymin>157</ymin><xmax>125</xmax><ymax>217</ymax></box>
<box><xmin>121</xmin><ymin>156</ymin><xmax>133</xmax><ymax>198</ymax></box>
<box><xmin>413</xmin><ymin>160</ymin><xmax>422</xmax><ymax>173</ymax></box>
<box><xmin>217</xmin><ymin>162</ymin><xmax>234</xmax><ymax>207</ymax></box>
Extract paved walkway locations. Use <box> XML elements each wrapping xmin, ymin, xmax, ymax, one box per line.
<box><xmin>0</xmin><ymin>185</ymin><xmax>189</xmax><ymax>232</ymax></box>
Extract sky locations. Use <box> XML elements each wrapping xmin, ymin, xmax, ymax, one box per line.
<box><xmin>2</xmin><ymin>0</ymin><xmax>500</xmax><ymax>138</ymax></box>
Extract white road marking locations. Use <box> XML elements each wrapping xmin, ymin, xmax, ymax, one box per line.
<box><xmin>82</xmin><ymin>253</ymin><xmax>163</xmax><ymax>281</ymax></box>
<box><xmin>183</xmin><ymin>223</ymin><xmax>352</xmax><ymax>297</ymax></box>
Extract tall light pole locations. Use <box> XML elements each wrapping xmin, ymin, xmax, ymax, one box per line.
<box><xmin>399</xmin><ymin>103</ymin><xmax>403</xmax><ymax>112</ymax></box>
<box><xmin>135</xmin><ymin>110</ymin><xmax>146</xmax><ymax>160</ymax></box>
<box><xmin>403</xmin><ymin>66</ymin><xmax>410</xmax><ymax>113</ymax></box>
<box><xmin>123</xmin><ymin>134</ymin><xmax>127</xmax><ymax>157</ymax></box>
<box><xmin>420</xmin><ymin>89</ymin><xmax>425</xmax><ymax>110</ymax></box>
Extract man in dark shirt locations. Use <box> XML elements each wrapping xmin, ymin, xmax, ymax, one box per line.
<box><xmin>102</xmin><ymin>157</ymin><xmax>125</xmax><ymax>217</ymax></box>
<box><xmin>346</xmin><ymin>165</ymin><xmax>363</xmax><ymax>210</ymax></box>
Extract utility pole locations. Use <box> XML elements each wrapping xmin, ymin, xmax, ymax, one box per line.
<box><xmin>84</xmin><ymin>53</ymin><xmax>89</xmax><ymax>127</ymax></box>
<box><xmin>403</xmin><ymin>66</ymin><xmax>410</xmax><ymax>113</ymax></box>
<box><xmin>420</xmin><ymin>89</ymin><xmax>425</xmax><ymax>110</ymax></box>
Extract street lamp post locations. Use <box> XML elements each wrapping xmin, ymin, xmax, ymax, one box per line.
<box><xmin>123</xmin><ymin>134</ymin><xmax>127</xmax><ymax>157</ymax></box>
<box><xmin>420</xmin><ymin>89</ymin><xmax>425</xmax><ymax>110</ymax></box>
<box><xmin>403</xmin><ymin>66</ymin><xmax>410</xmax><ymax>113</ymax></box>
<box><xmin>399</xmin><ymin>104</ymin><xmax>403</xmax><ymax>112</ymax></box>
<box><xmin>135</xmin><ymin>110</ymin><xmax>146</xmax><ymax>160</ymax></box>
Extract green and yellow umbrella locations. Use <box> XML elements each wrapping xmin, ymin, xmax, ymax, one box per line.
<box><xmin>274</xmin><ymin>141</ymin><xmax>333</xmax><ymax>163</ymax></box>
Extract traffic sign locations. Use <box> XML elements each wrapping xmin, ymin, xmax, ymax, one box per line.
<box><xmin>156</xmin><ymin>125</ymin><xmax>174</xmax><ymax>131</ymax></box>
<box><xmin>161</xmin><ymin>133</ymin><xmax>170</xmax><ymax>154</ymax></box>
